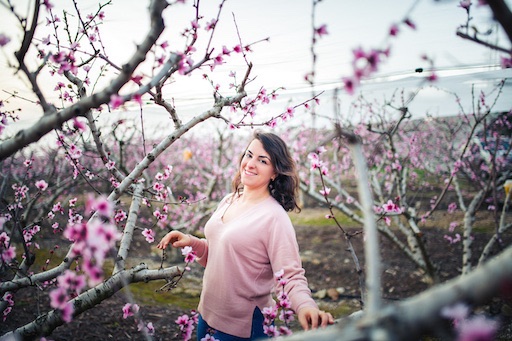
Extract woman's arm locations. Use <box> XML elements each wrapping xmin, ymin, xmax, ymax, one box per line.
<box><xmin>157</xmin><ymin>231</ymin><xmax>208</xmax><ymax>267</ymax></box>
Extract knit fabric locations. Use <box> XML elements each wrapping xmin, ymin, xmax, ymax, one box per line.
<box><xmin>188</xmin><ymin>194</ymin><xmax>317</xmax><ymax>338</ymax></box>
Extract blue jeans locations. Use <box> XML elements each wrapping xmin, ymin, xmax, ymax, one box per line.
<box><xmin>196</xmin><ymin>307</ymin><xmax>268</xmax><ymax>341</ymax></box>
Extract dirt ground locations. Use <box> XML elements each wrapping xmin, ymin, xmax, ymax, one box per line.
<box><xmin>2</xmin><ymin>214</ymin><xmax>511</xmax><ymax>340</ymax></box>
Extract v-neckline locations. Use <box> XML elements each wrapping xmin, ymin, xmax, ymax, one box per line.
<box><xmin>221</xmin><ymin>194</ymin><xmax>271</xmax><ymax>224</ymax></box>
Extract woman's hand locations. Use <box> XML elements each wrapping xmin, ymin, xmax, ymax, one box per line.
<box><xmin>156</xmin><ymin>231</ymin><xmax>191</xmax><ymax>249</ymax></box>
<box><xmin>298</xmin><ymin>306</ymin><xmax>334</xmax><ymax>331</ymax></box>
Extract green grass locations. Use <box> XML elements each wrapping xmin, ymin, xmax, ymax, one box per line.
<box><xmin>124</xmin><ymin>281</ymin><xmax>200</xmax><ymax>309</ymax></box>
<box><xmin>319</xmin><ymin>302</ymin><xmax>356</xmax><ymax>317</ymax></box>
<box><xmin>290</xmin><ymin>208</ymin><xmax>357</xmax><ymax>227</ymax></box>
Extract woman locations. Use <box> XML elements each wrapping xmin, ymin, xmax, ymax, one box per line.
<box><xmin>157</xmin><ymin>131</ymin><xmax>334</xmax><ymax>340</ymax></box>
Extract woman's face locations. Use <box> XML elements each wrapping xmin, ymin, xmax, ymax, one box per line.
<box><xmin>240</xmin><ymin>139</ymin><xmax>277</xmax><ymax>191</ymax></box>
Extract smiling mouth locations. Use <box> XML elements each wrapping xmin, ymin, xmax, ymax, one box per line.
<box><xmin>244</xmin><ymin>169</ymin><xmax>256</xmax><ymax>176</ymax></box>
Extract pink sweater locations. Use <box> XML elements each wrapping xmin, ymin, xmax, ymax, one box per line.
<box><xmin>189</xmin><ymin>194</ymin><xmax>317</xmax><ymax>338</ymax></box>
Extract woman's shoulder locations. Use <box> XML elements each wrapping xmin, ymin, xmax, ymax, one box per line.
<box><xmin>263</xmin><ymin>196</ymin><xmax>291</xmax><ymax>220</ymax></box>
<box><xmin>219</xmin><ymin>192</ymin><xmax>235</xmax><ymax>205</ymax></box>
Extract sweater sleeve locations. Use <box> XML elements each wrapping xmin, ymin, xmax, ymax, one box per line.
<box><xmin>188</xmin><ymin>194</ymin><xmax>232</xmax><ymax>268</ymax></box>
<box><xmin>266</xmin><ymin>211</ymin><xmax>318</xmax><ymax>313</ymax></box>
<box><xmin>189</xmin><ymin>235</ymin><xmax>208</xmax><ymax>267</ymax></box>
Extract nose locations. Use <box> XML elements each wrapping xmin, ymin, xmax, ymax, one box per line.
<box><xmin>246</xmin><ymin>157</ymin><xmax>257</xmax><ymax>168</ymax></box>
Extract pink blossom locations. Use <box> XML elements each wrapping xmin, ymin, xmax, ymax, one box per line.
<box><xmin>286</xmin><ymin>107</ymin><xmax>295</xmax><ymax>117</ymax></box>
<box><xmin>153</xmin><ymin>209</ymin><xmax>167</xmax><ymax>221</ymax></box>
<box><xmin>262</xmin><ymin>306</ymin><xmax>278</xmax><ymax>321</ymax></box>
<box><xmin>0</xmin><ymin>33</ymin><xmax>11</xmax><ymax>46</ymax></box>
<box><xmin>404</xmin><ymin>18</ymin><xmax>416</xmax><ymax>30</ymax></box>
<box><xmin>35</xmin><ymin>180</ymin><xmax>48</xmax><ymax>191</ymax></box>
<box><xmin>176</xmin><ymin>312</ymin><xmax>197</xmax><ymax>340</ymax></box>
<box><xmin>106</xmin><ymin>160</ymin><xmax>115</xmax><ymax>170</ymax></box>
<box><xmin>72</xmin><ymin>118</ymin><xmax>87</xmax><ymax>131</ymax></box>
<box><xmin>449</xmin><ymin>221</ymin><xmax>459</xmax><ymax>232</ymax></box>
<box><xmin>428</xmin><ymin>72</ymin><xmax>438</xmax><ymax>82</ymax></box>
<box><xmin>319</xmin><ymin>187</ymin><xmax>331</xmax><ymax>196</ymax></box>
<box><xmin>69</xmin><ymin>198</ymin><xmax>78</xmax><ymax>207</ymax></box>
<box><xmin>83</xmin><ymin>261</ymin><xmax>103</xmax><ymax>286</ymax></box>
<box><xmin>315</xmin><ymin>24</ymin><xmax>328</xmax><ymax>37</ymax></box>
<box><xmin>458</xmin><ymin>315</ymin><xmax>498</xmax><ymax>341</ymax></box>
<box><xmin>87</xmin><ymin>195</ymin><xmax>114</xmax><ymax>217</ymax></box>
<box><xmin>68</xmin><ymin>144</ymin><xmax>82</xmax><ymax>159</ymax></box>
<box><xmin>182</xmin><ymin>246</ymin><xmax>197</xmax><ymax>263</ymax></box>
<box><xmin>122</xmin><ymin>303</ymin><xmax>139</xmax><ymax>319</ymax></box>
<box><xmin>3</xmin><ymin>293</ymin><xmax>14</xmax><ymax>306</ymax></box>
<box><xmin>264</xmin><ymin>324</ymin><xmax>280</xmax><ymax>337</ymax></box>
<box><xmin>109</xmin><ymin>94</ymin><xmax>124</xmax><ymax>109</ymax></box>
<box><xmin>175</xmin><ymin>314</ymin><xmax>190</xmax><ymax>326</ymax></box>
<box><xmin>60</xmin><ymin>302</ymin><xmax>74</xmax><ymax>322</ymax></box>
<box><xmin>52</xmin><ymin>202</ymin><xmax>64</xmax><ymax>214</ymax></box>
<box><xmin>142</xmin><ymin>228</ymin><xmax>155</xmax><ymax>243</ymax></box>
<box><xmin>444</xmin><ymin>233</ymin><xmax>461</xmax><ymax>244</ymax></box>
<box><xmin>57</xmin><ymin>270</ymin><xmax>86</xmax><ymax>293</ymax></box>
<box><xmin>442</xmin><ymin>304</ymin><xmax>498</xmax><ymax>340</ymax></box>
<box><xmin>131</xmin><ymin>75</ymin><xmax>143</xmax><ymax>85</ymax></box>
<box><xmin>146</xmin><ymin>322</ymin><xmax>155</xmax><ymax>335</ymax></box>
<box><xmin>500</xmin><ymin>56</ymin><xmax>512</xmax><ymax>69</ymax></box>
<box><xmin>205</xmin><ymin>19</ymin><xmax>217</xmax><ymax>31</ymax></box>
<box><xmin>138</xmin><ymin>321</ymin><xmax>155</xmax><ymax>335</ymax></box>
<box><xmin>0</xmin><ymin>232</ymin><xmax>10</xmax><ymax>246</ymax></box>
<box><xmin>342</xmin><ymin>77</ymin><xmax>357</xmax><ymax>95</ymax></box>
<box><xmin>213</xmin><ymin>54</ymin><xmax>223</xmax><ymax>66</ymax></box>
<box><xmin>153</xmin><ymin>182</ymin><xmax>164</xmax><ymax>192</ymax></box>
<box><xmin>1</xmin><ymin>246</ymin><xmax>16</xmax><ymax>263</ymax></box>
<box><xmin>3</xmin><ymin>306</ymin><xmax>12</xmax><ymax>321</ymax></box>
<box><xmin>383</xmin><ymin>200</ymin><xmax>401</xmax><ymax>213</ymax></box>
<box><xmin>49</xmin><ymin>287</ymin><xmax>68</xmax><ymax>309</ymax></box>
<box><xmin>233</xmin><ymin>45</ymin><xmax>242</xmax><ymax>53</ymax></box>
<box><xmin>279</xmin><ymin>326</ymin><xmax>293</xmax><ymax>336</ymax></box>
<box><xmin>42</xmin><ymin>0</ymin><xmax>53</xmax><ymax>10</ymax></box>
<box><xmin>114</xmin><ymin>210</ymin><xmax>127</xmax><ymax>223</ymax></box>
<box><xmin>132</xmin><ymin>93</ymin><xmax>142</xmax><ymax>105</ymax></box>
<box><xmin>442</xmin><ymin>303</ymin><xmax>469</xmax><ymax>325</ymax></box>
<box><xmin>458</xmin><ymin>0</ymin><xmax>472</xmax><ymax>10</ymax></box>
<box><xmin>389</xmin><ymin>24</ymin><xmax>400</xmax><ymax>36</ymax></box>
<box><xmin>177</xmin><ymin>56</ymin><xmax>189</xmax><ymax>75</ymax></box>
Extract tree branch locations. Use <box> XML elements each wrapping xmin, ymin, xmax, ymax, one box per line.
<box><xmin>284</xmin><ymin>245</ymin><xmax>512</xmax><ymax>340</ymax></box>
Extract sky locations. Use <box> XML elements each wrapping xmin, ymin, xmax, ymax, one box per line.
<box><xmin>0</xmin><ymin>0</ymin><xmax>511</xmax><ymax>135</ymax></box>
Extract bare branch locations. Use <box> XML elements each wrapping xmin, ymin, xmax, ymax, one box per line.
<box><xmin>284</xmin><ymin>245</ymin><xmax>512</xmax><ymax>340</ymax></box>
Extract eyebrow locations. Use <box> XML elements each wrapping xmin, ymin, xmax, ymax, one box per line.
<box><xmin>246</xmin><ymin>149</ymin><xmax>271</xmax><ymax>161</ymax></box>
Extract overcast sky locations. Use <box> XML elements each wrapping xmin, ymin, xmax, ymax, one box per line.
<box><xmin>0</xmin><ymin>0</ymin><xmax>510</xmax><ymax>133</ymax></box>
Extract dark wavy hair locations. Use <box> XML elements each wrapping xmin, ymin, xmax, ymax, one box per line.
<box><xmin>232</xmin><ymin>131</ymin><xmax>301</xmax><ymax>212</ymax></box>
